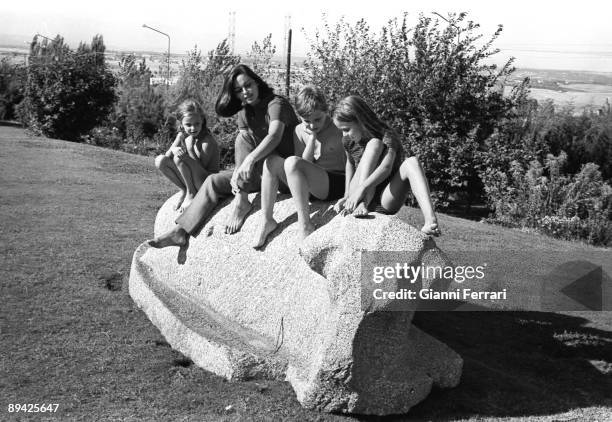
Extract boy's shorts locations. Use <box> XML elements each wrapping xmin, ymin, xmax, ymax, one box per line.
<box><xmin>321</xmin><ymin>171</ymin><xmax>345</xmax><ymax>201</ymax></box>
<box><xmin>280</xmin><ymin>171</ymin><xmax>345</xmax><ymax>202</ymax></box>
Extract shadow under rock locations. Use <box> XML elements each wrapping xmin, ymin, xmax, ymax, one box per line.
<box><xmin>356</xmin><ymin>309</ymin><xmax>612</xmax><ymax>421</ymax></box>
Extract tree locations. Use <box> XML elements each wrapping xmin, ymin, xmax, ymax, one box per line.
<box><xmin>0</xmin><ymin>58</ymin><xmax>25</xmax><ymax>120</ymax></box>
<box><xmin>18</xmin><ymin>34</ymin><xmax>116</xmax><ymax>141</ymax></box>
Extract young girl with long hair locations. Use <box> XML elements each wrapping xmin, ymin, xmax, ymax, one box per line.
<box><xmin>333</xmin><ymin>95</ymin><xmax>441</xmax><ymax>236</ymax></box>
<box><xmin>155</xmin><ymin>99</ymin><xmax>219</xmax><ymax>211</ymax></box>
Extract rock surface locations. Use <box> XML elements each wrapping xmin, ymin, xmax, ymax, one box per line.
<box><xmin>129</xmin><ymin>192</ymin><xmax>463</xmax><ymax>415</ymax></box>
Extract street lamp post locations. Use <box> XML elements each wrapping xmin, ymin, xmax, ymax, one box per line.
<box><xmin>142</xmin><ymin>24</ymin><xmax>171</xmax><ymax>86</ymax></box>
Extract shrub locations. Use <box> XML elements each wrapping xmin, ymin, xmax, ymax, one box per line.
<box><xmin>17</xmin><ymin>35</ymin><xmax>116</xmax><ymax>141</ymax></box>
<box><xmin>483</xmin><ymin>152</ymin><xmax>612</xmax><ymax>246</ymax></box>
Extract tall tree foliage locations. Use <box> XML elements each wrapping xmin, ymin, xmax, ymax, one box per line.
<box><xmin>305</xmin><ymin>13</ymin><xmax>529</xmax><ymax>206</ymax></box>
<box><xmin>18</xmin><ymin>34</ymin><xmax>116</xmax><ymax>141</ymax></box>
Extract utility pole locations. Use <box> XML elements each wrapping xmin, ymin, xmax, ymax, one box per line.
<box><xmin>285</xmin><ymin>28</ymin><xmax>292</xmax><ymax>97</ymax></box>
<box><xmin>228</xmin><ymin>11</ymin><xmax>236</xmax><ymax>55</ymax></box>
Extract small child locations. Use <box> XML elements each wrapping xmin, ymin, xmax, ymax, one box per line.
<box><xmin>332</xmin><ymin>95</ymin><xmax>441</xmax><ymax>236</ymax></box>
<box><xmin>155</xmin><ymin>99</ymin><xmax>220</xmax><ymax>211</ymax></box>
<box><xmin>252</xmin><ymin>85</ymin><xmax>346</xmax><ymax>248</ymax></box>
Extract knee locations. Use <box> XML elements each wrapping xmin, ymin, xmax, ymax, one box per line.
<box><xmin>155</xmin><ymin>154</ymin><xmax>169</xmax><ymax>169</ymax></box>
<box><xmin>172</xmin><ymin>154</ymin><xmax>183</xmax><ymax>166</ymax></box>
<box><xmin>235</xmin><ymin>131</ymin><xmax>254</xmax><ymax>149</ymax></box>
<box><xmin>401</xmin><ymin>156</ymin><xmax>420</xmax><ymax>177</ymax></box>
<box><xmin>264</xmin><ymin>155</ymin><xmax>285</xmax><ymax>175</ymax></box>
<box><xmin>284</xmin><ymin>156</ymin><xmax>303</xmax><ymax>174</ymax></box>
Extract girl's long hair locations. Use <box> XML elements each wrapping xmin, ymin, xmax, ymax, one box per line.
<box><xmin>333</xmin><ymin>96</ymin><xmax>389</xmax><ymax>140</ymax></box>
<box><xmin>215</xmin><ymin>64</ymin><xmax>273</xmax><ymax>117</ymax></box>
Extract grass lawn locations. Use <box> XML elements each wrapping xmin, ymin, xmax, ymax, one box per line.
<box><xmin>1</xmin><ymin>126</ymin><xmax>611</xmax><ymax>421</ymax></box>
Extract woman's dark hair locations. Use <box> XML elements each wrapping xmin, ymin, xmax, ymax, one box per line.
<box><xmin>215</xmin><ymin>64</ymin><xmax>274</xmax><ymax>117</ymax></box>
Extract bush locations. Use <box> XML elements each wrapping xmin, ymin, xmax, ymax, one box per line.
<box><xmin>17</xmin><ymin>35</ymin><xmax>116</xmax><ymax>141</ymax></box>
<box><xmin>483</xmin><ymin>152</ymin><xmax>612</xmax><ymax>246</ymax></box>
<box><xmin>0</xmin><ymin>58</ymin><xmax>25</xmax><ymax>120</ymax></box>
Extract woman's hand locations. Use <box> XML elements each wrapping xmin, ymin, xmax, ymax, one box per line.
<box><xmin>231</xmin><ymin>156</ymin><xmax>255</xmax><ymax>194</ymax></box>
<box><xmin>344</xmin><ymin>186</ymin><xmax>365</xmax><ymax>213</ymax></box>
<box><xmin>236</xmin><ymin>156</ymin><xmax>255</xmax><ymax>182</ymax></box>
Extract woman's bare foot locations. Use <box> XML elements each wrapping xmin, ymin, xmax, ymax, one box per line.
<box><xmin>173</xmin><ymin>190</ymin><xmax>186</xmax><ymax>211</ymax></box>
<box><xmin>352</xmin><ymin>202</ymin><xmax>369</xmax><ymax>218</ymax></box>
<box><xmin>225</xmin><ymin>195</ymin><xmax>253</xmax><ymax>234</ymax></box>
<box><xmin>148</xmin><ymin>226</ymin><xmax>188</xmax><ymax>248</ymax></box>
<box><xmin>421</xmin><ymin>221</ymin><xmax>441</xmax><ymax>237</ymax></box>
<box><xmin>297</xmin><ymin>222</ymin><xmax>315</xmax><ymax>241</ymax></box>
<box><xmin>179</xmin><ymin>193</ymin><xmax>194</xmax><ymax>213</ymax></box>
<box><xmin>252</xmin><ymin>218</ymin><xmax>278</xmax><ymax>249</ymax></box>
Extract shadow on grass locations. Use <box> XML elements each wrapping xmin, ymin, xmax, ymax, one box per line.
<box><xmin>373</xmin><ymin>309</ymin><xmax>612</xmax><ymax>421</ymax></box>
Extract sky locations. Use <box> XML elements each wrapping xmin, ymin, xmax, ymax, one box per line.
<box><xmin>2</xmin><ymin>0</ymin><xmax>612</xmax><ymax>71</ymax></box>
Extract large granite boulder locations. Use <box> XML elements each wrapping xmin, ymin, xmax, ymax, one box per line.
<box><xmin>129</xmin><ymin>193</ymin><xmax>463</xmax><ymax>415</ymax></box>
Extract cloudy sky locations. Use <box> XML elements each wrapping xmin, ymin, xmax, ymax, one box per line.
<box><xmin>2</xmin><ymin>0</ymin><xmax>611</xmax><ymax>71</ymax></box>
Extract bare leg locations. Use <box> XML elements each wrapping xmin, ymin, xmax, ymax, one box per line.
<box><xmin>176</xmin><ymin>156</ymin><xmax>210</xmax><ymax>210</ymax></box>
<box><xmin>253</xmin><ymin>155</ymin><xmax>287</xmax><ymax>248</ymax></box>
<box><xmin>284</xmin><ymin>157</ymin><xmax>330</xmax><ymax>240</ymax></box>
<box><xmin>380</xmin><ymin>157</ymin><xmax>440</xmax><ymax>236</ymax></box>
<box><xmin>155</xmin><ymin>155</ymin><xmax>185</xmax><ymax>210</ymax></box>
<box><xmin>225</xmin><ymin>191</ymin><xmax>253</xmax><ymax>234</ymax></box>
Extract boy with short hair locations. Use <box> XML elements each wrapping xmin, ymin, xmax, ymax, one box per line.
<box><xmin>252</xmin><ymin>85</ymin><xmax>346</xmax><ymax>248</ymax></box>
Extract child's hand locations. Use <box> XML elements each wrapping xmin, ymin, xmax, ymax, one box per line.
<box><xmin>333</xmin><ymin>197</ymin><xmax>347</xmax><ymax>214</ymax></box>
<box><xmin>172</xmin><ymin>146</ymin><xmax>186</xmax><ymax>160</ymax></box>
<box><xmin>344</xmin><ymin>187</ymin><xmax>365</xmax><ymax>213</ymax></box>
<box><xmin>421</xmin><ymin>222</ymin><xmax>442</xmax><ymax>237</ymax></box>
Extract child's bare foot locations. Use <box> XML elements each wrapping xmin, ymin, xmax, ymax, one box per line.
<box><xmin>421</xmin><ymin>221</ymin><xmax>441</xmax><ymax>237</ymax></box>
<box><xmin>352</xmin><ymin>202</ymin><xmax>369</xmax><ymax>218</ymax></box>
<box><xmin>179</xmin><ymin>194</ymin><xmax>194</xmax><ymax>212</ymax></box>
<box><xmin>252</xmin><ymin>218</ymin><xmax>278</xmax><ymax>249</ymax></box>
<box><xmin>297</xmin><ymin>222</ymin><xmax>315</xmax><ymax>241</ymax></box>
<box><xmin>225</xmin><ymin>196</ymin><xmax>253</xmax><ymax>234</ymax></box>
<box><xmin>147</xmin><ymin>226</ymin><xmax>188</xmax><ymax>248</ymax></box>
<box><xmin>173</xmin><ymin>190</ymin><xmax>186</xmax><ymax>211</ymax></box>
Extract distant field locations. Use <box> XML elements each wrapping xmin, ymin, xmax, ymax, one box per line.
<box><xmin>528</xmin><ymin>87</ymin><xmax>612</xmax><ymax>110</ymax></box>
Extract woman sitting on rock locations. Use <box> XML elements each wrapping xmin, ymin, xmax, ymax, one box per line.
<box><xmin>148</xmin><ymin>64</ymin><xmax>299</xmax><ymax>248</ymax></box>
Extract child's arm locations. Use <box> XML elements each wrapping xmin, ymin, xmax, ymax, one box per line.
<box><xmin>333</xmin><ymin>151</ymin><xmax>354</xmax><ymax>213</ymax></box>
<box><xmin>301</xmin><ymin>130</ymin><xmax>317</xmax><ymax>162</ymax></box>
<box><xmin>345</xmin><ymin>139</ymin><xmax>393</xmax><ymax>210</ymax></box>
<box><xmin>166</xmin><ymin>133</ymin><xmax>186</xmax><ymax>158</ymax></box>
<box><xmin>198</xmin><ymin>135</ymin><xmax>220</xmax><ymax>174</ymax></box>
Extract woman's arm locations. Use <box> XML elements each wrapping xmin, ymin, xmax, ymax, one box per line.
<box><xmin>234</xmin><ymin>120</ymin><xmax>285</xmax><ymax>181</ymax></box>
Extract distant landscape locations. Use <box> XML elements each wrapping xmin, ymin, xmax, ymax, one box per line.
<box><xmin>2</xmin><ymin>43</ymin><xmax>611</xmax><ymax>112</ymax></box>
